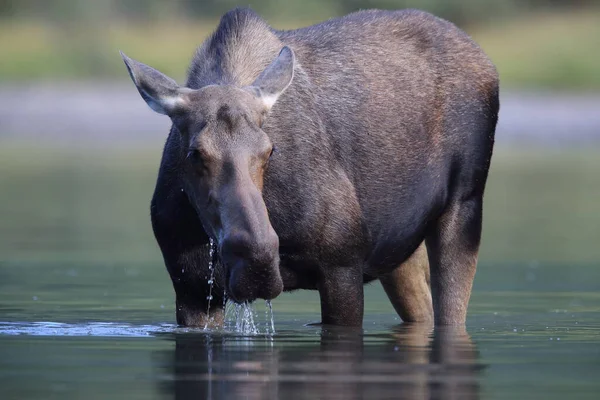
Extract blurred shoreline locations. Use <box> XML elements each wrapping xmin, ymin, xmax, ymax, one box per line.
<box><xmin>1</xmin><ymin>83</ymin><xmax>599</xmax><ymax>148</ymax></box>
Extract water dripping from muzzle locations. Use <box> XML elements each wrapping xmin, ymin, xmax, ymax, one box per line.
<box><xmin>203</xmin><ymin>237</ymin><xmax>277</xmax><ymax>334</ymax></box>
<box><xmin>265</xmin><ymin>300</ymin><xmax>275</xmax><ymax>334</ymax></box>
<box><xmin>203</xmin><ymin>238</ymin><xmax>217</xmax><ymax>330</ymax></box>
<box><xmin>235</xmin><ymin>302</ymin><xmax>260</xmax><ymax>334</ymax></box>
<box><xmin>221</xmin><ymin>300</ymin><xmax>276</xmax><ymax>335</ymax></box>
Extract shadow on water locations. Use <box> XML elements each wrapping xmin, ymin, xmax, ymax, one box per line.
<box><xmin>156</xmin><ymin>324</ymin><xmax>483</xmax><ymax>400</ymax></box>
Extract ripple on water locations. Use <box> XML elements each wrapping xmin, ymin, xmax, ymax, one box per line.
<box><xmin>0</xmin><ymin>301</ymin><xmax>278</xmax><ymax>338</ymax></box>
<box><xmin>0</xmin><ymin>321</ymin><xmax>182</xmax><ymax>337</ymax></box>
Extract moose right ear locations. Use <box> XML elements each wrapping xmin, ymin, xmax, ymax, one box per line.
<box><xmin>120</xmin><ymin>51</ymin><xmax>191</xmax><ymax>116</ymax></box>
<box><xmin>246</xmin><ymin>46</ymin><xmax>295</xmax><ymax>112</ymax></box>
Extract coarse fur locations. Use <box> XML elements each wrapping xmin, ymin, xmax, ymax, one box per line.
<box><xmin>124</xmin><ymin>8</ymin><xmax>499</xmax><ymax>327</ymax></box>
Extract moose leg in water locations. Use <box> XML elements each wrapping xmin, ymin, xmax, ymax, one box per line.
<box><xmin>427</xmin><ymin>198</ymin><xmax>484</xmax><ymax>325</ymax></box>
<box><xmin>318</xmin><ymin>263</ymin><xmax>365</xmax><ymax>326</ymax></box>
<box><xmin>306</xmin><ymin>172</ymin><xmax>368</xmax><ymax>327</ymax></box>
<box><xmin>151</xmin><ymin>181</ymin><xmax>225</xmax><ymax>327</ymax></box>
<box><xmin>379</xmin><ymin>242</ymin><xmax>433</xmax><ymax>323</ymax></box>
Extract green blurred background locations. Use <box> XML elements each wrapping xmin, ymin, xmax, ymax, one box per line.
<box><xmin>0</xmin><ymin>0</ymin><xmax>599</xmax><ymax>89</ymax></box>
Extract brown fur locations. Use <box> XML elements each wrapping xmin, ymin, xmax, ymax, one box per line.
<box><xmin>122</xmin><ymin>8</ymin><xmax>499</xmax><ymax>327</ymax></box>
<box><xmin>380</xmin><ymin>242</ymin><xmax>433</xmax><ymax>323</ymax></box>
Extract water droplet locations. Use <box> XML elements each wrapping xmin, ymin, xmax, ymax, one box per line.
<box><xmin>513</xmin><ymin>328</ymin><xmax>517</xmax><ymax>332</ymax></box>
<box><xmin>160</xmin><ymin>304</ymin><xmax>165</xmax><ymax>309</ymax></box>
<box><xmin>226</xmin><ymin>301</ymin><xmax>259</xmax><ymax>335</ymax></box>
<box><xmin>32</xmin><ymin>296</ymin><xmax>38</xmax><ymax>301</ymax></box>
<box><xmin>181</xmin><ymin>268</ymin><xmax>185</xmax><ymax>273</ymax></box>
<box><xmin>222</xmin><ymin>297</ymin><xmax>275</xmax><ymax>335</ymax></box>
<box><xmin>265</xmin><ymin>300</ymin><xmax>275</xmax><ymax>334</ymax></box>
<box><xmin>204</xmin><ymin>238</ymin><xmax>217</xmax><ymax>330</ymax></box>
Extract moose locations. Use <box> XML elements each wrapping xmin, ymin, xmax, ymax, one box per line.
<box><xmin>121</xmin><ymin>8</ymin><xmax>499</xmax><ymax>327</ymax></box>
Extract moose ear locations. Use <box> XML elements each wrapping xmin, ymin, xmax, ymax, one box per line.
<box><xmin>120</xmin><ymin>51</ymin><xmax>190</xmax><ymax>116</ymax></box>
<box><xmin>247</xmin><ymin>46</ymin><xmax>295</xmax><ymax>111</ymax></box>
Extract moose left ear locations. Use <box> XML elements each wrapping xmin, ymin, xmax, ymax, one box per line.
<box><xmin>120</xmin><ymin>51</ymin><xmax>191</xmax><ymax>116</ymax></box>
<box><xmin>247</xmin><ymin>46</ymin><xmax>295</xmax><ymax>111</ymax></box>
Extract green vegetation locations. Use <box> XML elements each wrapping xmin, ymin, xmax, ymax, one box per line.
<box><xmin>471</xmin><ymin>10</ymin><xmax>600</xmax><ymax>90</ymax></box>
<box><xmin>0</xmin><ymin>7</ymin><xmax>599</xmax><ymax>90</ymax></box>
<box><xmin>481</xmin><ymin>147</ymin><xmax>600</xmax><ymax>263</ymax></box>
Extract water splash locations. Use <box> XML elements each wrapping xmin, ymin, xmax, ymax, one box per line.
<box><xmin>234</xmin><ymin>302</ymin><xmax>259</xmax><ymax>335</ymax></box>
<box><xmin>223</xmin><ymin>300</ymin><xmax>276</xmax><ymax>335</ymax></box>
<box><xmin>203</xmin><ymin>238</ymin><xmax>216</xmax><ymax>330</ymax></box>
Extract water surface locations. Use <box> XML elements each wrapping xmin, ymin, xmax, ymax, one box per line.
<box><xmin>1</xmin><ymin>146</ymin><xmax>599</xmax><ymax>399</ymax></box>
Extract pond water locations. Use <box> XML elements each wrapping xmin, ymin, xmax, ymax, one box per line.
<box><xmin>1</xmin><ymin>145</ymin><xmax>599</xmax><ymax>399</ymax></box>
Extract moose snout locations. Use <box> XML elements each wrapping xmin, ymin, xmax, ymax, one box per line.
<box><xmin>220</xmin><ymin>228</ymin><xmax>283</xmax><ymax>303</ymax></box>
<box><xmin>221</xmin><ymin>229</ymin><xmax>279</xmax><ymax>267</ymax></box>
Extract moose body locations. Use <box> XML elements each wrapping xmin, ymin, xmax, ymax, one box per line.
<box><xmin>122</xmin><ymin>8</ymin><xmax>499</xmax><ymax>327</ymax></box>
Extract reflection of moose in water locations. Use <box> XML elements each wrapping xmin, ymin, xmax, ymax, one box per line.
<box><xmin>156</xmin><ymin>325</ymin><xmax>482</xmax><ymax>400</ymax></box>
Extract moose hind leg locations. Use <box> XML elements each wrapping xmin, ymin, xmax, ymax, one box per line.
<box><xmin>379</xmin><ymin>242</ymin><xmax>433</xmax><ymax>323</ymax></box>
<box><xmin>426</xmin><ymin>197</ymin><xmax>482</xmax><ymax>325</ymax></box>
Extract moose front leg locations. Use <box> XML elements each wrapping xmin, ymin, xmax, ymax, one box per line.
<box><xmin>174</xmin><ymin>274</ymin><xmax>225</xmax><ymax>328</ymax></box>
<box><xmin>318</xmin><ymin>264</ymin><xmax>364</xmax><ymax>327</ymax></box>
<box><xmin>162</xmin><ymin>240</ymin><xmax>227</xmax><ymax>328</ymax></box>
<box><xmin>151</xmin><ymin>191</ymin><xmax>225</xmax><ymax>328</ymax></box>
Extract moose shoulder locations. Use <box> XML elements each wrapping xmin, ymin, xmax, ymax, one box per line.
<box><xmin>122</xmin><ymin>8</ymin><xmax>499</xmax><ymax>327</ymax></box>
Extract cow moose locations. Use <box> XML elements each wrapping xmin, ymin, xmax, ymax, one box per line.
<box><xmin>121</xmin><ymin>7</ymin><xmax>499</xmax><ymax>327</ymax></box>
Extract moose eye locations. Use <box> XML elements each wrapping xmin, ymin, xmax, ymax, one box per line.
<box><xmin>188</xmin><ymin>149</ymin><xmax>201</xmax><ymax>162</ymax></box>
<box><xmin>187</xmin><ymin>149</ymin><xmax>206</xmax><ymax>170</ymax></box>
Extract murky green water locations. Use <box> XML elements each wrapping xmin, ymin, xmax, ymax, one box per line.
<box><xmin>1</xmin><ymin>145</ymin><xmax>599</xmax><ymax>399</ymax></box>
